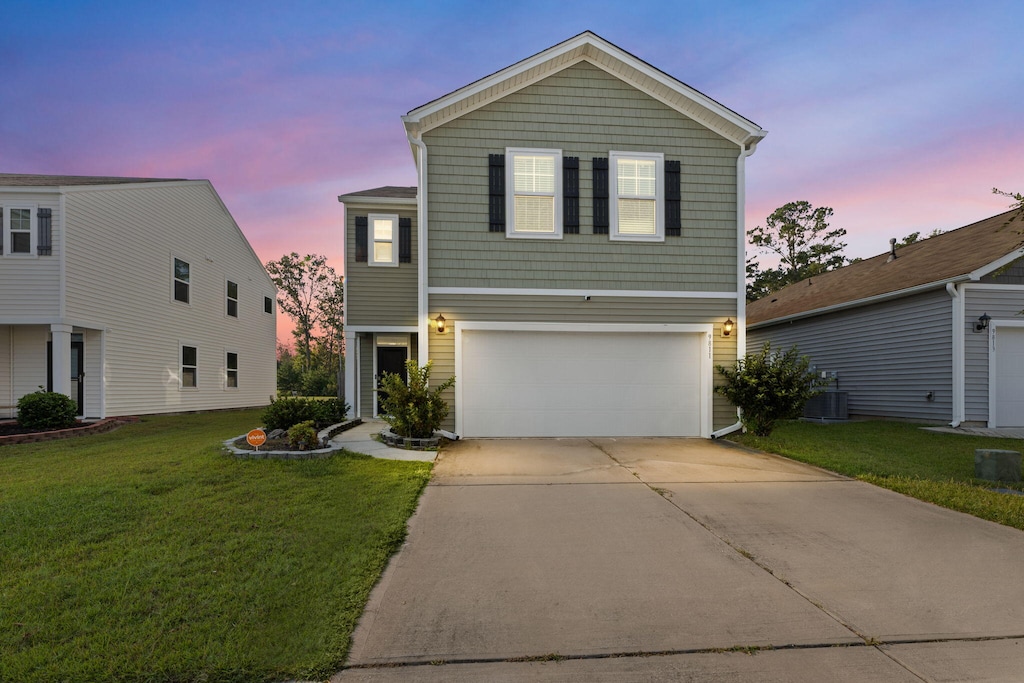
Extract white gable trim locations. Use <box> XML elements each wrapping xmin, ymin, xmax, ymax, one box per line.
<box><xmin>969</xmin><ymin>248</ymin><xmax>1024</xmax><ymax>281</ymax></box>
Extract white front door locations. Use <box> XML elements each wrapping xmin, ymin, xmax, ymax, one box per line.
<box><xmin>993</xmin><ymin>326</ymin><xmax>1024</xmax><ymax>427</ymax></box>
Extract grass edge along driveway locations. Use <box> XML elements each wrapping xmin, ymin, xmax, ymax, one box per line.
<box><xmin>729</xmin><ymin>420</ymin><xmax>1024</xmax><ymax>532</ymax></box>
<box><xmin>0</xmin><ymin>409</ymin><xmax>431</xmax><ymax>683</ymax></box>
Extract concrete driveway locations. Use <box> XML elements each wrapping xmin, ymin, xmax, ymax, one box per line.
<box><xmin>336</xmin><ymin>437</ymin><xmax>1024</xmax><ymax>681</ymax></box>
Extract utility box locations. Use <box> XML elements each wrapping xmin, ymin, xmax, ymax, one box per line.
<box><xmin>975</xmin><ymin>449</ymin><xmax>1022</xmax><ymax>483</ymax></box>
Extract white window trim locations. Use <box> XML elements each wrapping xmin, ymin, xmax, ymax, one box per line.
<box><xmin>224</xmin><ymin>349</ymin><xmax>239</xmax><ymax>391</ymax></box>
<box><xmin>505</xmin><ymin>147</ymin><xmax>563</xmax><ymax>239</ymax></box>
<box><xmin>609</xmin><ymin>151</ymin><xmax>664</xmax><ymax>242</ymax></box>
<box><xmin>180</xmin><ymin>343</ymin><xmax>199</xmax><ymax>391</ymax></box>
<box><xmin>172</xmin><ymin>255</ymin><xmax>191</xmax><ymax>305</ymax></box>
<box><xmin>368</xmin><ymin>213</ymin><xmax>399</xmax><ymax>267</ymax></box>
<box><xmin>3</xmin><ymin>203</ymin><xmax>38</xmax><ymax>257</ymax></box>
<box><xmin>226</xmin><ymin>279</ymin><xmax>239</xmax><ymax>318</ymax></box>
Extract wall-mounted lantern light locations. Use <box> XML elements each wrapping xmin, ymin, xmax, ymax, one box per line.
<box><xmin>434</xmin><ymin>314</ymin><xmax>447</xmax><ymax>334</ymax></box>
<box><xmin>722</xmin><ymin>318</ymin><xmax>734</xmax><ymax>337</ymax></box>
<box><xmin>975</xmin><ymin>313</ymin><xmax>991</xmax><ymax>333</ymax></box>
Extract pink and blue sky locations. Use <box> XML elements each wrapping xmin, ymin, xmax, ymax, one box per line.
<box><xmin>6</xmin><ymin>0</ymin><xmax>1022</xmax><ymax>325</ymax></box>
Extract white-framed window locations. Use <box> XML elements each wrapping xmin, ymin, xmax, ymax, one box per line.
<box><xmin>226</xmin><ymin>280</ymin><xmax>238</xmax><ymax>317</ymax></box>
<box><xmin>368</xmin><ymin>213</ymin><xmax>399</xmax><ymax>266</ymax></box>
<box><xmin>3</xmin><ymin>204</ymin><xmax>37</xmax><ymax>256</ymax></box>
<box><xmin>173</xmin><ymin>257</ymin><xmax>191</xmax><ymax>304</ymax></box>
<box><xmin>225</xmin><ymin>351</ymin><xmax>238</xmax><ymax>389</ymax></box>
<box><xmin>609</xmin><ymin>151</ymin><xmax>664</xmax><ymax>242</ymax></box>
<box><xmin>181</xmin><ymin>344</ymin><xmax>198</xmax><ymax>389</ymax></box>
<box><xmin>264</xmin><ymin>296</ymin><xmax>274</xmax><ymax>314</ymax></box>
<box><xmin>506</xmin><ymin>148</ymin><xmax>562</xmax><ymax>239</ymax></box>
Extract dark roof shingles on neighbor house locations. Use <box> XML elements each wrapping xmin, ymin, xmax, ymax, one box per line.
<box><xmin>339</xmin><ymin>186</ymin><xmax>417</xmax><ymax>200</ymax></box>
<box><xmin>747</xmin><ymin>209</ymin><xmax>1024</xmax><ymax>326</ymax></box>
<box><xmin>0</xmin><ymin>173</ymin><xmax>185</xmax><ymax>187</ymax></box>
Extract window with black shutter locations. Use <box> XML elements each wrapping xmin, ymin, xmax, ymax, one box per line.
<box><xmin>489</xmin><ymin>153</ymin><xmax>505</xmax><ymax>232</ymax></box>
<box><xmin>37</xmin><ymin>208</ymin><xmax>52</xmax><ymax>255</ymax></box>
<box><xmin>399</xmin><ymin>217</ymin><xmax>412</xmax><ymax>263</ymax></box>
<box><xmin>354</xmin><ymin>216</ymin><xmax>368</xmax><ymax>262</ymax></box>
<box><xmin>563</xmin><ymin>157</ymin><xmax>579</xmax><ymax>234</ymax></box>
<box><xmin>592</xmin><ymin>158</ymin><xmax>609</xmax><ymax>234</ymax></box>
<box><xmin>665</xmin><ymin>160</ymin><xmax>681</xmax><ymax>237</ymax></box>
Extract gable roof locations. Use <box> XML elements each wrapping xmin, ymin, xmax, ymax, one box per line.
<box><xmin>402</xmin><ymin>31</ymin><xmax>766</xmax><ymax>150</ymax></box>
<box><xmin>747</xmin><ymin>210</ymin><xmax>1024</xmax><ymax>327</ymax></box>
<box><xmin>0</xmin><ymin>173</ymin><xmax>185</xmax><ymax>187</ymax></box>
<box><xmin>337</xmin><ymin>186</ymin><xmax>418</xmax><ymax>206</ymax></box>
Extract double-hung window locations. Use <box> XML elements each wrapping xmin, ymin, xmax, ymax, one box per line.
<box><xmin>506</xmin><ymin>148</ymin><xmax>562</xmax><ymax>238</ymax></box>
<box><xmin>264</xmin><ymin>296</ymin><xmax>274</xmax><ymax>314</ymax></box>
<box><xmin>181</xmin><ymin>345</ymin><xmax>198</xmax><ymax>388</ymax></box>
<box><xmin>3</xmin><ymin>205</ymin><xmax>37</xmax><ymax>255</ymax></box>
<box><xmin>225</xmin><ymin>352</ymin><xmax>238</xmax><ymax>389</ymax></box>
<box><xmin>610</xmin><ymin>151</ymin><xmax>664</xmax><ymax>241</ymax></box>
<box><xmin>226</xmin><ymin>280</ymin><xmax>238</xmax><ymax>317</ymax></box>
<box><xmin>173</xmin><ymin>258</ymin><xmax>190</xmax><ymax>303</ymax></box>
<box><xmin>368</xmin><ymin>213</ymin><xmax>398</xmax><ymax>266</ymax></box>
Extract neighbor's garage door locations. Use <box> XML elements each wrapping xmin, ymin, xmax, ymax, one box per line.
<box><xmin>994</xmin><ymin>326</ymin><xmax>1024</xmax><ymax>427</ymax></box>
<box><xmin>459</xmin><ymin>330</ymin><xmax>703</xmax><ymax>437</ymax></box>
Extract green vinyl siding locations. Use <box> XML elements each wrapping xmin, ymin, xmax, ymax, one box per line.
<box><xmin>424</xmin><ymin>61</ymin><xmax>739</xmax><ymax>292</ymax></box>
<box><xmin>344</xmin><ymin>206</ymin><xmax>418</xmax><ymax>326</ymax></box>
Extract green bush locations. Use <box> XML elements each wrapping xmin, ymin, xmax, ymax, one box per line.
<box><xmin>17</xmin><ymin>390</ymin><xmax>78</xmax><ymax>430</ymax></box>
<box><xmin>287</xmin><ymin>420</ymin><xmax>320</xmax><ymax>450</ymax></box>
<box><xmin>262</xmin><ymin>397</ymin><xmax>349</xmax><ymax>431</ymax></box>
<box><xmin>715</xmin><ymin>342</ymin><xmax>827</xmax><ymax>437</ymax></box>
<box><xmin>378</xmin><ymin>360</ymin><xmax>455</xmax><ymax>439</ymax></box>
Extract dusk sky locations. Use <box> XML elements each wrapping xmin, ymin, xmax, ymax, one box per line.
<box><xmin>6</xmin><ymin>0</ymin><xmax>1022</xmax><ymax>340</ymax></box>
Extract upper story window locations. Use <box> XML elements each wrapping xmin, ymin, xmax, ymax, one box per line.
<box><xmin>225</xmin><ymin>351</ymin><xmax>238</xmax><ymax>389</ymax></box>
<box><xmin>226</xmin><ymin>280</ymin><xmax>238</xmax><ymax>317</ymax></box>
<box><xmin>368</xmin><ymin>213</ymin><xmax>398</xmax><ymax>267</ymax></box>
<box><xmin>264</xmin><ymin>296</ymin><xmax>274</xmax><ymax>314</ymax></box>
<box><xmin>3</xmin><ymin>204</ymin><xmax>37</xmax><ymax>256</ymax></box>
<box><xmin>173</xmin><ymin>258</ymin><xmax>190</xmax><ymax>303</ymax></box>
<box><xmin>506</xmin><ymin>148</ymin><xmax>562</xmax><ymax>239</ymax></box>
<box><xmin>610</xmin><ymin>151</ymin><xmax>664</xmax><ymax>242</ymax></box>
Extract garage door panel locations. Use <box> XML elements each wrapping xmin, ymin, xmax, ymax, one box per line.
<box><xmin>994</xmin><ymin>327</ymin><xmax>1024</xmax><ymax>427</ymax></box>
<box><xmin>460</xmin><ymin>330</ymin><xmax>703</xmax><ymax>437</ymax></box>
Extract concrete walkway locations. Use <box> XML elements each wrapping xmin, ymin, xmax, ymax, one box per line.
<box><xmin>335</xmin><ymin>437</ymin><xmax>1024</xmax><ymax>681</ymax></box>
<box><xmin>331</xmin><ymin>419</ymin><xmax>436</xmax><ymax>462</ymax></box>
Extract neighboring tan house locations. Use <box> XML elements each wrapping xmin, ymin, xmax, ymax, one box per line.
<box><xmin>339</xmin><ymin>32</ymin><xmax>767</xmax><ymax>438</ymax></box>
<box><xmin>747</xmin><ymin>210</ymin><xmax>1024</xmax><ymax>428</ymax></box>
<box><xmin>0</xmin><ymin>174</ymin><xmax>277</xmax><ymax>419</ymax></box>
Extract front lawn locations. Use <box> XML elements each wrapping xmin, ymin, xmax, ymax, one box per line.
<box><xmin>0</xmin><ymin>409</ymin><xmax>431</xmax><ymax>682</ymax></box>
<box><xmin>729</xmin><ymin>420</ymin><xmax>1024</xmax><ymax>531</ymax></box>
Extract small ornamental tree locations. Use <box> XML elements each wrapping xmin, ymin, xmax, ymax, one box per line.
<box><xmin>378</xmin><ymin>360</ymin><xmax>455</xmax><ymax>439</ymax></box>
<box><xmin>715</xmin><ymin>342</ymin><xmax>827</xmax><ymax>436</ymax></box>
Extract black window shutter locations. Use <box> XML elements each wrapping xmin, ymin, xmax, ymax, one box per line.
<box><xmin>665</xmin><ymin>160</ymin><xmax>681</xmax><ymax>237</ymax></box>
<box><xmin>354</xmin><ymin>216</ymin><xmax>368</xmax><ymax>262</ymax></box>
<box><xmin>37</xmin><ymin>208</ymin><xmax>53</xmax><ymax>255</ymax></box>
<box><xmin>488</xmin><ymin>154</ymin><xmax>505</xmax><ymax>232</ymax></box>
<box><xmin>563</xmin><ymin>156</ymin><xmax>579</xmax><ymax>234</ymax></box>
<box><xmin>592</xmin><ymin>158</ymin><xmax>609</xmax><ymax>234</ymax></box>
<box><xmin>399</xmin><ymin>217</ymin><xmax>412</xmax><ymax>263</ymax></box>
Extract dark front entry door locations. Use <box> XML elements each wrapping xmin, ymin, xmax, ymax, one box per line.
<box><xmin>46</xmin><ymin>335</ymin><xmax>85</xmax><ymax>415</ymax></box>
<box><xmin>376</xmin><ymin>346</ymin><xmax>408</xmax><ymax>414</ymax></box>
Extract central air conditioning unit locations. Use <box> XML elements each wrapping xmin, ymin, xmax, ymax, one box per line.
<box><xmin>803</xmin><ymin>391</ymin><xmax>848</xmax><ymax>420</ymax></box>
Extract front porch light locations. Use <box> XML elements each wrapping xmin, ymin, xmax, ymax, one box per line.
<box><xmin>434</xmin><ymin>314</ymin><xmax>447</xmax><ymax>334</ymax></box>
<box><xmin>722</xmin><ymin>318</ymin><xmax>734</xmax><ymax>337</ymax></box>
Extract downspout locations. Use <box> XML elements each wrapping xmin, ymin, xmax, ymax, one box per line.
<box><xmin>406</xmin><ymin>130</ymin><xmax>429</xmax><ymax>365</ymax></box>
<box><xmin>947</xmin><ymin>282</ymin><xmax>964</xmax><ymax>427</ymax></box>
<box><xmin>712</xmin><ymin>138</ymin><xmax>760</xmax><ymax>439</ymax></box>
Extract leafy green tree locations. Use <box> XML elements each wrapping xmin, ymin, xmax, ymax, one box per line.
<box><xmin>746</xmin><ymin>201</ymin><xmax>847</xmax><ymax>301</ymax></box>
<box><xmin>276</xmin><ymin>344</ymin><xmax>302</xmax><ymax>394</ymax></box>
<box><xmin>715</xmin><ymin>342</ymin><xmax>827</xmax><ymax>436</ymax></box>
<box><xmin>994</xmin><ymin>187</ymin><xmax>1024</xmax><ymax>225</ymax></box>
<box><xmin>264</xmin><ymin>253</ymin><xmax>343</xmax><ymax>371</ymax></box>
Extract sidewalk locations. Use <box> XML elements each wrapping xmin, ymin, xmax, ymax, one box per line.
<box><xmin>331</xmin><ymin>420</ymin><xmax>437</xmax><ymax>462</ymax></box>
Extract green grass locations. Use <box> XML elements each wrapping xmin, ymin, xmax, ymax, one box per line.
<box><xmin>729</xmin><ymin>420</ymin><xmax>1024</xmax><ymax>530</ymax></box>
<box><xmin>0</xmin><ymin>410</ymin><xmax>431</xmax><ymax>682</ymax></box>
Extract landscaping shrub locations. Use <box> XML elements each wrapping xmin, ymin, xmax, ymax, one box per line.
<box><xmin>715</xmin><ymin>341</ymin><xmax>827</xmax><ymax>436</ymax></box>
<box><xmin>378</xmin><ymin>360</ymin><xmax>455</xmax><ymax>439</ymax></box>
<box><xmin>16</xmin><ymin>390</ymin><xmax>78</xmax><ymax>430</ymax></box>
<box><xmin>262</xmin><ymin>396</ymin><xmax>349</xmax><ymax>431</ymax></box>
<box><xmin>287</xmin><ymin>420</ymin><xmax>320</xmax><ymax>450</ymax></box>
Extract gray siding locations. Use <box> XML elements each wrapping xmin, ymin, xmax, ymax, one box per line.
<box><xmin>749</xmin><ymin>289</ymin><xmax>954</xmax><ymax>421</ymax></box>
<box><xmin>427</xmin><ymin>294</ymin><xmax>739</xmax><ymax>431</ymax></box>
<box><xmin>423</xmin><ymin>61</ymin><xmax>739</xmax><ymax>292</ymax></box>
<box><xmin>345</xmin><ymin>206</ymin><xmax>418</xmax><ymax>326</ymax></box>
<box><xmin>980</xmin><ymin>258</ymin><xmax>1024</xmax><ymax>284</ymax></box>
<box><xmin>964</xmin><ymin>285</ymin><xmax>1024</xmax><ymax>422</ymax></box>
<box><xmin>358</xmin><ymin>333</ymin><xmax>374</xmax><ymax>418</ymax></box>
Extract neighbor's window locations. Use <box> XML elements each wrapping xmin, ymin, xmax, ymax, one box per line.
<box><xmin>264</xmin><ymin>296</ymin><xmax>274</xmax><ymax>314</ymax></box>
<box><xmin>368</xmin><ymin>213</ymin><xmax>398</xmax><ymax>266</ymax></box>
<box><xmin>181</xmin><ymin>345</ymin><xmax>198</xmax><ymax>388</ymax></box>
<box><xmin>173</xmin><ymin>258</ymin><xmax>190</xmax><ymax>303</ymax></box>
<box><xmin>226</xmin><ymin>280</ymin><xmax>238</xmax><ymax>317</ymax></box>
<box><xmin>4</xmin><ymin>205</ymin><xmax>37</xmax><ymax>255</ymax></box>
<box><xmin>610</xmin><ymin>151</ymin><xmax>664</xmax><ymax>241</ymax></box>
<box><xmin>226</xmin><ymin>352</ymin><xmax>238</xmax><ymax>389</ymax></box>
<box><xmin>506</xmin><ymin>148</ymin><xmax>562</xmax><ymax>238</ymax></box>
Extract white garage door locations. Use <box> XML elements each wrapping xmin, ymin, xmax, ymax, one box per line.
<box><xmin>459</xmin><ymin>329</ymin><xmax>704</xmax><ymax>437</ymax></box>
<box><xmin>994</xmin><ymin>326</ymin><xmax>1024</xmax><ymax>427</ymax></box>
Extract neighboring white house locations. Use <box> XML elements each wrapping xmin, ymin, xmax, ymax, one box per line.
<box><xmin>0</xmin><ymin>174</ymin><xmax>277</xmax><ymax>418</ymax></box>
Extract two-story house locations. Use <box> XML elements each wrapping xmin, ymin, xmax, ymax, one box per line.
<box><xmin>339</xmin><ymin>32</ymin><xmax>766</xmax><ymax>438</ymax></box>
<box><xmin>0</xmin><ymin>174</ymin><xmax>277</xmax><ymax>419</ymax></box>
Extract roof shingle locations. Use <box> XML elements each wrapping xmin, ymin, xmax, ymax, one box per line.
<box><xmin>0</xmin><ymin>173</ymin><xmax>186</xmax><ymax>187</ymax></box>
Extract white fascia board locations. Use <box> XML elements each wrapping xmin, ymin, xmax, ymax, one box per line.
<box><xmin>968</xmin><ymin>248</ymin><xmax>1024</xmax><ymax>281</ymax></box>
<box><xmin>961</xmin><ymin>283</ymin><xmax>1024</xmax><ymax>291</ymax></box>
<box><xmin>345</xmin><ymin>326</ymin><xmax>418</xmax><ymax>333</ymax></box>
<box><xmin>456</xmin><ymin>321</ymin><xmax>712</xmax><ymax>334</ymax></box>
<box><xmin>337</xmin><ymin>195</ymin><xmax>417</xmax><ymax>207</ymax></box>
<box><xmin>428</xmin><ymin>286</ymin><xmax>736</xmax><ymax>299</ymax></box>
<box><xmin>748</xmin><ymin>275</ymin><xmax>973</xmax><ymax>330</ymax></box>
<box><xmin>0</xmin><ymin>186</ymin><xmax>63</xmax><ymax>195</ymax></box>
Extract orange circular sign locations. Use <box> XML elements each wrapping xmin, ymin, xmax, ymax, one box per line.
<box><xmin>246</xmin><ymin>428</ymin><xmax>267</xmax><ymax>447</ymax></box>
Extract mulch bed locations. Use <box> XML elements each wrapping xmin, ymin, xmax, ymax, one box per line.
<box><xmin>0</xmin><ymin>417</ymin><xmax>139</xmax><ymax>446</ymax></box>
<box><xmin>0</xmin><ymin>421</ymin><xmax>87</xmax><ymax>437</ymax></box>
